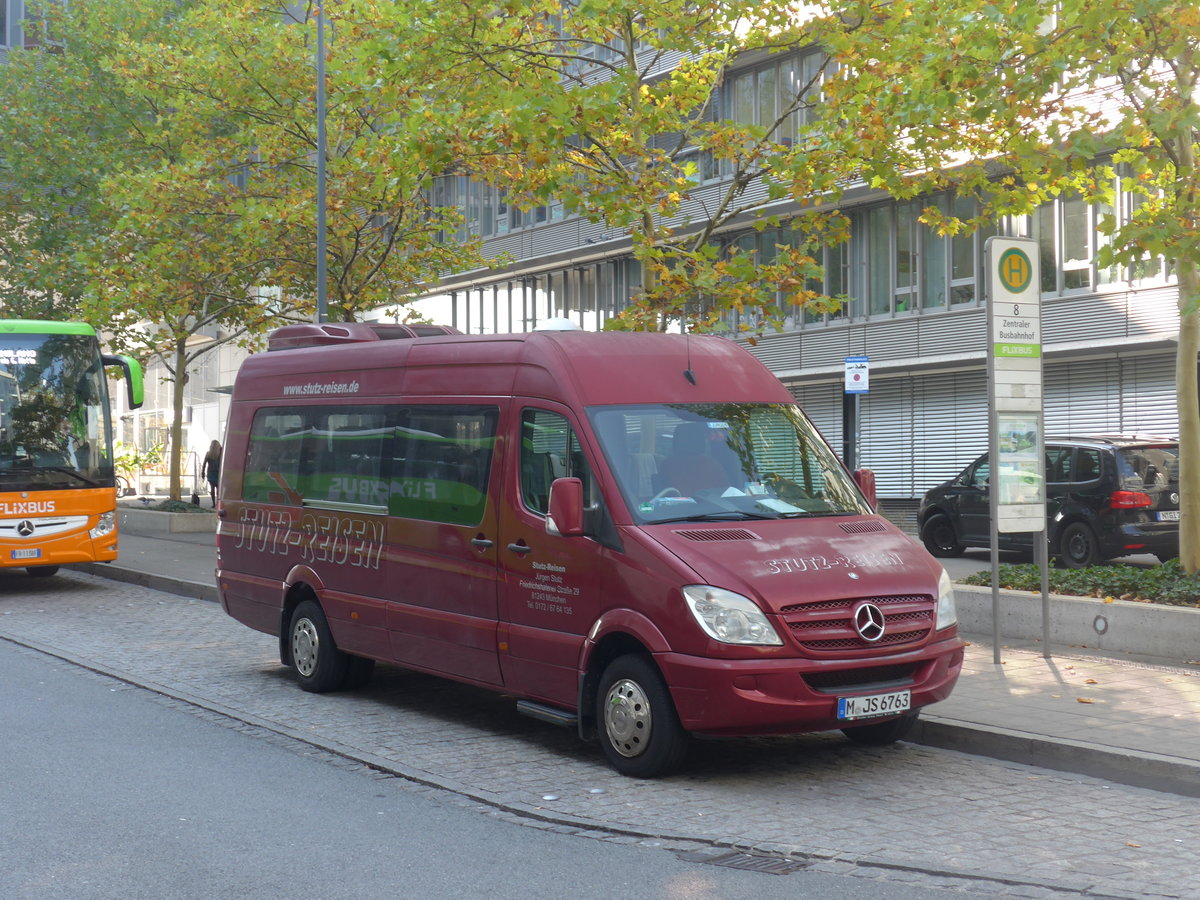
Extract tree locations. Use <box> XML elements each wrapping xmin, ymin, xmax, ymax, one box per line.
<box><xmin>2</xmin><ymin>0</ymin><xmax>485</xmax><ymax>499</ymax></box>
<box><xmin>822</xmin><ymin>0</ymin><xmax>1200</xmax><ymax>568</ymax></box>
<box><xmin>0</xmin><ymin>3</ymin><xmax>145</xmax><ymax>319</ymax></box>
<box><xmin>112</xmin><ymin>0</ymin><xmax>484</xmax><ymax>322</ymax></box>
<box><xmin>370</xmin><ymin>0</ymin><xmax>866</xmax><ymax>333</ymax></box>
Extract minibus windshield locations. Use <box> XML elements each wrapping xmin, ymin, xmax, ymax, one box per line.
<box><xmin>589</xmin><ymin>403</ymin><xmax>872</xmax><ymax>524</ymax></box>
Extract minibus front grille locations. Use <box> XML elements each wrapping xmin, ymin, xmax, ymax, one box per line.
<box><xmin>779</xmin><ymin>594</ymin><xmax>934</xmax><ymax>652</ymax></box>
<box><xmin>802</xmin><ymin>663</ymin><xmax>917</xmax><ymax>692</ymax></box>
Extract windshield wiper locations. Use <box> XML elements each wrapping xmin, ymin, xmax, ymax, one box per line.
<box><xmin>664</xmin><ymin>511</ymin><xmax>781</xmax><ymax>522</ymax></box>
<box><xmin>38</xmin><ymin>466</ymin><xmax>103</xmax><ymax>487</ymax></box>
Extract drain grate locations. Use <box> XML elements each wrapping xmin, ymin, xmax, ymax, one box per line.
<box><xmin>677</xmin><ymin>849</ymin><xmax>810</xmax><ymax>876</ymax></box>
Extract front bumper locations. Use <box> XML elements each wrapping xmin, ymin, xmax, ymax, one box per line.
<box><xmin>656</xmin><ymin>634</ymin><xmax>965</xmax><ymax>737</ymax></box>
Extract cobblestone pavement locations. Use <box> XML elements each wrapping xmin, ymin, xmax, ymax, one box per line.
<box><xmin>3</xmin><ymin>570</ymin><xmax>1198</xmax><ymax>900</ymax></box>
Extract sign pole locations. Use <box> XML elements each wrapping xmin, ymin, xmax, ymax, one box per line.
<box><xmin>985</xmin><ymin>238</ymin><xmax>1048</xmax><ymax>662</ymax></box>
<box><xmin>843</xmin><ymin>356</ymin><xmax>869</xmax><ymax>471</ymax></box>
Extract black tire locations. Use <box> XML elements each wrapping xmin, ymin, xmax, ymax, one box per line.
<box><xmin>920</xmin><ymin>514</ymin><xmax>964</xmax><ymax>557</ymax></box>
<box><xmin>26</xmin><ymin>566</ymin><xmax>60</xmax><ymax>578</ymax></box>
<box><xmin>1058</xmin><ymin>522</ymin><xmax>1100</xmax><ymax>569</ymax></box>
<box><xmin>842</xmin><ymin>711</ymin><xmax>919</xmax><ymax>745</ymax></box>
<box><xmin>287</xmin><ymin>599</ymin><xmax>349</xmax><ymax>693</ymax></box>
<box><xmin>595</xmin><ymin>654</ymin><xmax>688</xmax><ymax>778</ymax></box>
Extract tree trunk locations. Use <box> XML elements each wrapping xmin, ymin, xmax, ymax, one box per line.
<box><xmin>168</xmin><ymin>343</ymin><xmax>188</xmax><ymax>502</ymax></box>
<box><xmin>1177</xmin><ymin>263</ymin><xmax>1200</xmax><ymax>573</ymax></box>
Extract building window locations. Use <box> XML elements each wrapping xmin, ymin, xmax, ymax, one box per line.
<box><xmin>1032</xmin><ymin>188</ymin><xmax>1120</xmax><ymax>295</ymax></box>
<box><xmin>854</xmin><ymin>195</ymin><xmax>993</xmax><ymax>318</ymax></box>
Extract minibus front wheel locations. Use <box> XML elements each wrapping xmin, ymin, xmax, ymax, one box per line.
<box><xmin>288</xmin><ymin>599</ymin><xmax>350</xmax><ymax>693</ymax></box>
<box><xmin>596</xmin><ymin>654</ymin><xmax>688</xmax><ymax>778</ymax></box>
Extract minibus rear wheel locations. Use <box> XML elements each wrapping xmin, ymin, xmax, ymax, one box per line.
<box><xmin>288</xmin><ymin>599</ymin><xmax>349</xmax><ymax>693</ymax></box>
<box><xmin>596</xmin><ymin>654</ymin><xmax>688</xmax><ymax>778</ymax></box>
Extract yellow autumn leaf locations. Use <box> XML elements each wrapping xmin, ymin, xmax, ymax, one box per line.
<box><xmin>1077</xmin><ymin>697</ymin><xmax>1096</xmax><ymax>704</ymax></box>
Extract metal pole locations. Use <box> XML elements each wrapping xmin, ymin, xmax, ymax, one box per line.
<box><xmin>316</xmin><ymin>6</ymin><xmax>327</xmax><ymax>324</ymax></box>
<box><xmin>842</xmin><ymin>392</ymin><xmax>858</xmax><ymax>471</ymax></box>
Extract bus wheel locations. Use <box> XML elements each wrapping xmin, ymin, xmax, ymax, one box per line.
<box><xmin>596</xmin><ymin>654</ymin><xmax>688</xmax><ymax>778</ymax></box>
<box><xmin>26</xmin><ymin>566</ymin><xmax>60</xmax><ymax>578</ymax></box>
<box><xmin>288</xmin><ymin>600</ymin><xmax>349</xmax><ymax>693</ymax></box>
<box><xmin>841</xmin><ymin>711</ymin><xmax>919</xmax><ymax>745</ymax></box>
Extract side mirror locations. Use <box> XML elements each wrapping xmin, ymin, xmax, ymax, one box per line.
<box><xmin>101</xmin><ymin>353</ymin><xmax>144</xmax><ymax>409</ymax></box>
<box><xmin>547</xmin><ymin>477</ymin><xmax>585</xmax><ymax>536</ymax></box>
<box><xmin>853</xmin><ymin>468</ymin><xmax>877</xmax><ymax>511</ymax></box>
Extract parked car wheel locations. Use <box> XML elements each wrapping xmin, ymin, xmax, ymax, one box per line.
<box><xmin>288</xmin><ymin>599</ymin><xmax>350</xmax><ymax>693</ymax></box>
<box><xmin>841</xmin><ymin>711</ymin><xmax>920</xmax><ymax>746</ymax></box>
<box><xmin>920</xmin><ymin>514</ymin><xmax>964</xmax><ymax>557</ymax></box>
<box><xmin>596</xmin><ymin>654</ymin><xmax>688</xmax><ymax>778</ymax></box>
<box><xmin>1058</xmin><ymin>522</ymin><xmax>1101</xmax><ymax>569</ymax></box>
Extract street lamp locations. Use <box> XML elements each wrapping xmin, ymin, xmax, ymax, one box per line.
<box><xmin>316</xmin><ymin>5</ymin><xmax>328</xmax><ymax>323</ymax></box>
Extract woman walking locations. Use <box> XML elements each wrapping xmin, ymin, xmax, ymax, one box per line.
<box><xmin>201</xmin><ymin>440</ymin><xmax>222</xmax><ymax>507</ymax></box>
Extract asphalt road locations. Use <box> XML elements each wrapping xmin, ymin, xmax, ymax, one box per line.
<box><xmin>1</xmin><ymin>638</ymin><xmax>983</xmax><ymax>900</ymax></box>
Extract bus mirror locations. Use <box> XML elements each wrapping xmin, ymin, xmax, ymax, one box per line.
<box><xmin>853</xmin><ymin>468</ymin><xmax>877</xmax><ymax>510</ymax></box>
<box><xmin>102</xmin><ymin>354</ymin><xmax>144</xmax><ymax>409</ymax></box>
<box><xmin>547</xmin><ymin>478</ymin><xmax>585</xmax><ymax>537</ymax></box>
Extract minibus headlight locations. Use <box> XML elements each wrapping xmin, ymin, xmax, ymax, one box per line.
<box><xmin>682</xmin><ymin>585</ymin><xmax>783</xmax><ymax>646</ymax></box>
<box><xmin>90</xmin><ymin>511</ymin><xmax>116</xmax><ymax>539</ymax></box>
<box><xmin>936</xmin><ymin>568</ymin><xmax>958</xmax><ymax>631</ymax></box>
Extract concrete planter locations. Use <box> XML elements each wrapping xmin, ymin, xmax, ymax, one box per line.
<box><xmin>118</xmin><ymin>506</ymin><xmax>217</xmax><ymax>536</ymax></box>
<box><xmin>955</xmin><ymin>583</ymin><xmax>1200</xmax><ymax>661</ymax></box>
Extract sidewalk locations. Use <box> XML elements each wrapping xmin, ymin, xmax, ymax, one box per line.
<box><xmin>81</xmin><ymin>530</ymin><xmax>1200</xmax><ymax>797</ymax></box>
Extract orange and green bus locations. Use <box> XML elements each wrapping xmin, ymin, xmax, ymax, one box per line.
<box><xmin>0</xmin><ymin>320</ymin><xmax>143</xmax><ymax>577</ymax></box>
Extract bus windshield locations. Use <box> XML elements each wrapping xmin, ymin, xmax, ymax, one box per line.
<box><xmin>0</xmin><ymin>332</ymin><xmax>115</xmax><ymax>491</ymax></box>
<box><xmin>588</xmin><ymin>402</ymin><xmax>871</xmax><ymax>524</ymax></box>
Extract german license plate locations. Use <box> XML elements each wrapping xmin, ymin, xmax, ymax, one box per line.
<box><xmin>1157</xmin><ymin>510</ymin><xmax>1180</xmax><ymax>521</ymax></box>
<box><xmin>837</xmin><ymin>689</ymin><xmax>911</xmax><ymax>721</ymax></box>
<box><xmin>11</xmin><ymin>548</ymin><xmax>40</xmax><ymax>560</ymax></box>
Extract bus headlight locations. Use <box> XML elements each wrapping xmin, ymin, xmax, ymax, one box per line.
<box><xmin>90</xmin><ymin>511</ymin><xmax>116</xmax><ymax>539</ymax></box>
<box><xmin>936</xmin><ymin>568</ymin><xmax>958</xmax><ymax>631</ymax></box>
<box><xmin>682</xmin><ymin>585</ymin><xmax>783</xmax><ymax>646</ymax></box>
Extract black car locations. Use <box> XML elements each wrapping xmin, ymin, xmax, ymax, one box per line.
<box><xmin>918</xmin><ymin>435</ymin><xmax>1180</xmax><ymax>568</ymax></box>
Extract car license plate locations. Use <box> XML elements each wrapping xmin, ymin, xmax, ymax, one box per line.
<box><xmin>837</xmin><ymin>689</ymin><xmax>911</xmax><ymax>721</ymax></box>
<box><xmin>1157</xmin><ymin>510</ymin><xmax>1180</xmax><ymax>521</ymax></box>
<box><xmin>11</xmin><ymin>548</ymin><xmax>41</xmax><ymax>560</ymax></box>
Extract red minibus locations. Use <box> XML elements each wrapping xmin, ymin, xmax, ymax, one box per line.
<box><xmin>216</xmin><ymin>323</ymin><xmax>963</xmax><ymax>776</ymax></box>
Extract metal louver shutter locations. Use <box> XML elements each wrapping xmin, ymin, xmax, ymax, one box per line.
<box><xmin>1045</xmin><ymin>359</ymin><xmax>1123</xmax><ymax>435</ymax></box>
<box><xmin>1119</xmin><ymin>356</ymin><xmax>1177</xmax><ymax>435</ymax></box>
<box><xmin>911</xmin><ymin>370</ymin><xmax>988</xmax><ymax>494</ymax></box>
<box><xmin>858</xmin><ymin>377</ymin><xmax>914</xmax><ymax>499</ymax></box>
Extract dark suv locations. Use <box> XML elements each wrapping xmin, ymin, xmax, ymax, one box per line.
<box><xmin>918</xmin><ymin>435</ymin><xmax>1179</xmax><ymax>568</ymax></box>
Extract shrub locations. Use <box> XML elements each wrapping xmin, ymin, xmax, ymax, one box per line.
<box><xmin>960</xmin><ymin>560</ymin><xmax>1200</xmax><ymax>609</ymax></box>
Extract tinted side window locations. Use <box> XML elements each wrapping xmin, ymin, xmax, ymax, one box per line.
<box><xmin>1045</xmin><ymin>446</ymin><xmax>1071</xmax><ymax>483</ymax></box>
<box><xmin>243</xmin><ymin>404</ymin><xmax>498</xmax><ymax>526</ymax></box>
<box><xmin>968</xmin><ymin>458</ymin><xmax>990</xmax><ymax>487</ymax></box>
<box><xmin>1073</xmin><ymin>449</ymin><xmax>1102</xmax><ymax>483</ymax></box>
<box><xmin>390</xmin><ymin>405</ymin><xmax>498</xmax><ymax>525</ymax></box>
<box><xmin>243</xmin><ymin>409</ymin><xmax>306</xmax><ymax>504</ymax></box>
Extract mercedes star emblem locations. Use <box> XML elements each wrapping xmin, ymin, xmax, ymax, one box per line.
<box><xmin>853</xmin><ymin>602</ymin><xmax>886</xmax><ymax>642</ymax></box>
<box><xmin>17</xmin><ymin>520</ymin><xmax>35</xmax><ymax>537</ymax></box>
